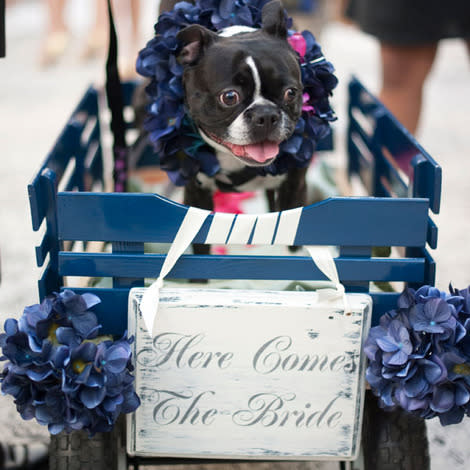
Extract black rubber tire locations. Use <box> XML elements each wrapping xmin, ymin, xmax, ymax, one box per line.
<box><xmin>360</xmin><ymin>390</ymin><xmax>430</xmax><ymax>470</ymax></box>
<box><xmin>49</xmin><ymin>418</ymin><xmax>127</xmax><ymax>470</ymax></box>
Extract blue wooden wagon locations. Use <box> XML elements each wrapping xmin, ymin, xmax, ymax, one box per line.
<box><xmin>28</xmin><ymin>77</ymin><xmax>441</xmax><ymax>469</ymax></box>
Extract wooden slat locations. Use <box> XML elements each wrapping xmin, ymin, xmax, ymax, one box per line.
<box><xmin>340</xmin><ymin>246</ymin><xmax>372</xmax><ymax>292</ymax></box>
<box><xmin>349</xmin><ymin>77</ymin><xmax>441</xmax><ymax>214</ymax></box>
<box><xmin>38</xmin><ymin>263</ymin><xmax>60</xmax><ymax>301</ymax></box>
<box><xmin>111</xmin><ymin>242</ymin><xmax>145</xmax><ymax>289</ymax></box>
<box><xmin>427</xmin><ymin>217</ymin><xmax>438</xmax><ymax>250</ymax></box>
<box><xmin>85</xmin><ymin>141</ymin><xmax>103</xmax><ymax>187</ymax></box>
<box><xmin>69</xmin><ymin>288</ymin><xmax>130</xmax><ymax>335</ymax></box>
<box><xmin>68</xmin><ymin>287</ymin><xmax>401</xmax><ymax>336</ymax></box>
<box><xmin>35</xmin><ymin>234</ymin><xmax>51</xmax><ymax>267</ymax></box>
<box><xmin>28</xmin><ymin>87</ymin><xmax>99</xmax><ymax>231</ymax></box>
<box><xmin>348</xmin><ymin>133</ymin><xmax>374</xmax><ymax>194</ymax></box>
<box><xmin>412</xmin><ymin>153</ymin><xmax>442</xmax><ymax>215</ymax></box>
<box><xmin>57</xmin><ymin>193</ymin><xmax>429</xmax><ymax>247</ymax></box>
<box><xmin>58</xmin><ymin>252</ymin><xmax>425</xmax><ymax>282</ymax></box>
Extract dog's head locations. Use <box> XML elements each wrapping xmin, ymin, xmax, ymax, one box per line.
<box><xmin>177</xmin><ymin>0</ymin><xmax>302</xmax><ymax>167</ymax></box>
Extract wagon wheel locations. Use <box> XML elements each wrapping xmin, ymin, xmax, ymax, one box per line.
<box><xmin>348</xmin><ymin>390</ymin><xmax>430</xmax><ymax>470</ymax></box>
<box><xmin>48</xmin><ymin>416</ymin><xmax>127</xmax><ymax>470</ymax></box>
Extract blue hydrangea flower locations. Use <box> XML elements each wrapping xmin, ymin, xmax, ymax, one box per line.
<box><xmin>376</xmin><ymin>320</ymin><xmax>413</xmax><ymax>366</ymax></box>
<box><xmin>450</xmin><ymin>284</ymin><xmax>470</xmax><ymax>318</ymax></box>
<box><xmin>410</xmin><ymin>298</ymin><xmax>456</xmax><ymax>335</ymax></box>
<box><xmin>365</xmin><ymin>285</ymin><xmax>470</xmax><ymax>426</ymax></box>
<box><xmin>136</xmin><ymin>0</ymin><xmax>337</xmax><ymax>186</ymax></box>
<box><xmin>0</xmin><ymin>291</ymin><xmax>140</xmax><ymax>436</ymax></box>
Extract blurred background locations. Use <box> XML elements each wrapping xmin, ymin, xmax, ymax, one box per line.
<box><xmin>0</xmin><ymin>0</ymin><xmax>469</xmax><ymax>468</ymax></box>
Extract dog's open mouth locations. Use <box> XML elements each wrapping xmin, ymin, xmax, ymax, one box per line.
<box><xmin>206</xmin><ymin>132</ymin><xmax>280</xmax><ymax>166</ymax></box>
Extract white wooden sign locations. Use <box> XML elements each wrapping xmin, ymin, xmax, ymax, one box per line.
<box><xmin>127</xmin><ymin>288</ymin><xmax>371</xmax><ymax>460</ymax></box>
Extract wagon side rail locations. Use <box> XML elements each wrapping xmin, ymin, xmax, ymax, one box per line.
<box><xmin>53</xmin><ymin>192</ymin><xmax>431</xmax><ymax>334</ymax></box>
<box><xmin>347</xmin><ymin>75</ymin><xmax>441</xmax><ymax>290</ymax></box>
<box><xmin>27</xmin><ymin>86</ymin><xmax>105</xmax><ymax>298</ymax></box>
<box><xmin>27</xmin><ymin>78</ymin><xmax>441</xmax><ymax>336</ymax></box>
<box><xmin>348</xmin><ymin>76</ymin><xmax>441</xmax><ymax>213</ymax></box>
<box><xmin>27</xmin><ymin>82</ymin><xmax>141</xmax><ymax>298</ymax></box>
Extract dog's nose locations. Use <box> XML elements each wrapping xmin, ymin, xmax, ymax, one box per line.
<box><xmin>245</xmin><ymin>105</ymin><xmax>281</xmax><ymax>134</ymax></box>
<box><xmin>253</xmin><ymin>112</ymin><xmax>279</xmax><ymax>127</ymax></box>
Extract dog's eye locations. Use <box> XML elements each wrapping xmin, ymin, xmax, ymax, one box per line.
<box><xmin>284</xmin><ymin>88</ymin><xmax>297</xmax><ymax>103</ymax></box>
<box><xmin>220</xmin><ymin>90</ymin><xmax>240</xmax><ymax>107</ymax></box>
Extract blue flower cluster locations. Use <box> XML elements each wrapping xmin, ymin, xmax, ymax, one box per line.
<box><xmin>0</xmin><ymin>291</ymin><xmax>140</xmax><ymax>436</ymax></box>
<box><xmin>365</xmin><ymin>285</ymin><xmax>470</xmax><ymax>426</ymax></box>
<box><xmin>136</xmin><ymin>0</ymin><xmax>338</xmax><ymax>186</ymax></box>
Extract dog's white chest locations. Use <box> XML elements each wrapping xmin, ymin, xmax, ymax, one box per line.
<box><xmin>197</xmin><ymin>150</ymin><xmax>287</xmax><ymax>193</ymax></box>
<box><xmin>197</xmin><ymin>172</ymin><xmax>286</xmax><ymax>192</ymax></box>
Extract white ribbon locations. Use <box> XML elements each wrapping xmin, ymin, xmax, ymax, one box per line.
<box><xmin>139</xmin><ymin>206</ymin><xmax>350</xmax><ymax>336</ymax></box>
<box><xmin>139</xmin><ymin>207</ymin><xmax>210</xmax><ymax>335</ymax></box>
<box><xmin>306</xmin><ymin>245</ymin><xmax>351</xmax><ymax>313</ymax></box>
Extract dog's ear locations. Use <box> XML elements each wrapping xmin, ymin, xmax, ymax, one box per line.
<box><xmin>177</xmin><ymin>25</ymin><xmax>218</xmax><ymax>65</ymax></box>
<box><xmin>261</xmin><ymin>0</ymin><xmax>288</xmax><ymax>40</ymax></box>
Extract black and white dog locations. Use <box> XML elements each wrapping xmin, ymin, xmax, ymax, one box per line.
<box><xmin>173</xmin><ymin>0</ymin><xmax>309</xmax><ymax>222</ymax></box>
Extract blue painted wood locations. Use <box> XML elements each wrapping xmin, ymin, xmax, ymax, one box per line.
<box><xmin>82</xmin><ymin>118</ymin><xmax>101</xmax><ymax>152</ymax></box>
<box><xmin>111</xmin><ymin>242</ymin><xmax>145</xmax><ymax>289</ymax></box>
<box><xmin>347</xmin><ymin>134</ymin><xmax>373</xmax><ymax>194</ymax></box>
<box><xmin>370</xmin><ymin>292</ymin><xmax>401</xmax><ymax>326</ymax></box>
<box><xmin>374</xmin><ymin>181</ymin><xmax>437</xmax><ymax>248</ymax></box>
<box><xmin>35</xmin><ymin>235</ymin><xmax>51</xmax><ymax>268</ymax></box>
<box><xmin>427</xmin><ymin>217</ymin><xmax>438</xmax><ymax>250</ymax></box>
<box><xmin>348</xmin><ymin>77</ymin><xmax>441</xmax><ymax>214</ymax></box>
<box><xmin>340</xmin><ymin>246</ymin><xmax>372</xmax><ymax>293</ymax></box>
<box><xmin>39</xmin><ymin>170</ymin><xmax>61</xmax><ymax>299</ymax></box>
<box><xmin>28</xmin><ymin>86</ymin><xmax>99</xmax><ymax>231</ymax></box>
<box><xmin>57</xmin><ymin>193</ymin><xmax>429</xmax><ymax>247</ymax></box>
<box><xmin>348</xmin><ymin>112</ymin><xmax>374</xmax><ymax>149</ymax></box>
<box><xmin>69</xmin><ymin>286</ymin><xmax>397</xmax><ymax>334</ymax></box>
<box><xmin>377</xmin><ymin>152</ymin><xmax>408</xmax><ymax>197</ymax></box>
<box><xmin>424</xmin><ymin>249</ymin><xmax>437</xmax><ymax>286</ymax></box>
<box><xmin>58</xmin><ymin>252</ymin><xmax>425</xmax><ymax>282</ymax></box>
<box><xmin>412</xmin><ymin>153</ymin><xmax>442</xmax><ymax>215</ymax></box>
<box><xmin>26</xmin><ymin>78</ymin><xmax>442</xmax><ymax>339</ymax></box>
<box><xmin>38</xmin><ymin>265</ymin><xmax>58</xmax><ymax>301</ymax></box>
<box><xmin>122</xmin><ymin>80</ymin><xmax>139</xmax><ymax>107</ymax></box>
<box><xmin>88</xmin><ymin>142</ymin><xmax>103</xmax><ymax>186</ymax></box>
<box><xmin>406</xmin><ymin>247</ymin><xmax>436</xmax><ymax>288</ymax></box>
<box><xmin>69</xmin><ymin>288</ymin><xmax>130</xmax><ymax>336</ymax></box>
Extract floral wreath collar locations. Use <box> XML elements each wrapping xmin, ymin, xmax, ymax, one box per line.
<box><xmin>137</xmin><ymin>0</ymin><xmax>338</xmax><ymax>187</ymax></box>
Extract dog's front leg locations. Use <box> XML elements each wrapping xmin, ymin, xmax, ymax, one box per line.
<box><xmin>277</xmin><ymin>167</ymin><xmax>308</xmax><ymax>251</ymax></box>
<box><xmin>277</xmin><ymin>167</ymin><xmax>308</xmax><ymax>212</ymax></box>
<box><xmin>183</xmin><ymin>178</ymin><xmax>213</xmax><ymax>256</ymax></box>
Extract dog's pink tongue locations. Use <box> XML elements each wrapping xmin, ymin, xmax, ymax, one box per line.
<box><xmin>244</xmin><ymin>142</ymin><xmax>279</xmax><ymax>162</ymax></box>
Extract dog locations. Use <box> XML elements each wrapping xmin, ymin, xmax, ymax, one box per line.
<box><xmin>173</xmin><ymin>0</ymin><xmax>309</xmax><ymax>254</ymax></box>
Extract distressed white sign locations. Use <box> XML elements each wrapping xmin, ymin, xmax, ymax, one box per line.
<box><xmin>128</xmin><ymin>288</ymin><xmax>371</xmax><ymax>460</ymax></box>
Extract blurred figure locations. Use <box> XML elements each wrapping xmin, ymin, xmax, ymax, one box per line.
<box><xmin>346</xmin><ymin>0</ymin><xmax>470</xmax><ymax>135</ymax></box>
<box><xmin>40</xmin><ymin>0</ymin><xmax>70</xmax><ymax>66</ymax></box>
<box><xmin>79</xmin><ymin>0</ymin><xmax>108</xmax><ymax>61</ymax></box>
<box><xmin>41</xmin><ymin>0</ymin><xmax>141</xmax><ymax>76</ymax></box>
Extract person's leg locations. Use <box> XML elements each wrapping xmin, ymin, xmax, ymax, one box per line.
<box><xmin>40</xmin><ymin>0</ymin><xmax>69</xmax><ymax>66</ymax></box>
<box><xmin>465</xmin><ymin>38</ymin><xmax>470</xmax><ymax>58</ymax></box>
<box><xmin>113</xmin><ymin>0</ymin><xmax>141</xmax><ymax>78</ymax></box>
<box><xmin>379</xmin><ymin>42</ymin><xmax>438</xmax><ymax>135</ymax></box>
<box><xmin>130</xmin><ymin>0</ymin><xmax>140</xmax><ymax>43</ymax></box>
<box><xmin>125</xmin><ymin>0</ymin><xmax>141</xmax><ymax>77</ymax></box>
<box><xmin>81</xmin><ymin>0</ymin><xmax>107</xmax><ymax>60</ymax></box>
<box><xmin>45</xmin><ymin>0</ymin><xmax>67</xmax><ymax>34</ymax></box>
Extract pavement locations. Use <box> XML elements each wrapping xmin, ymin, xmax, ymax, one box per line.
<box><xmin>0</xmin><ymin>0</ymin><xmax>469</xmax><ymax>468</ymax></box>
